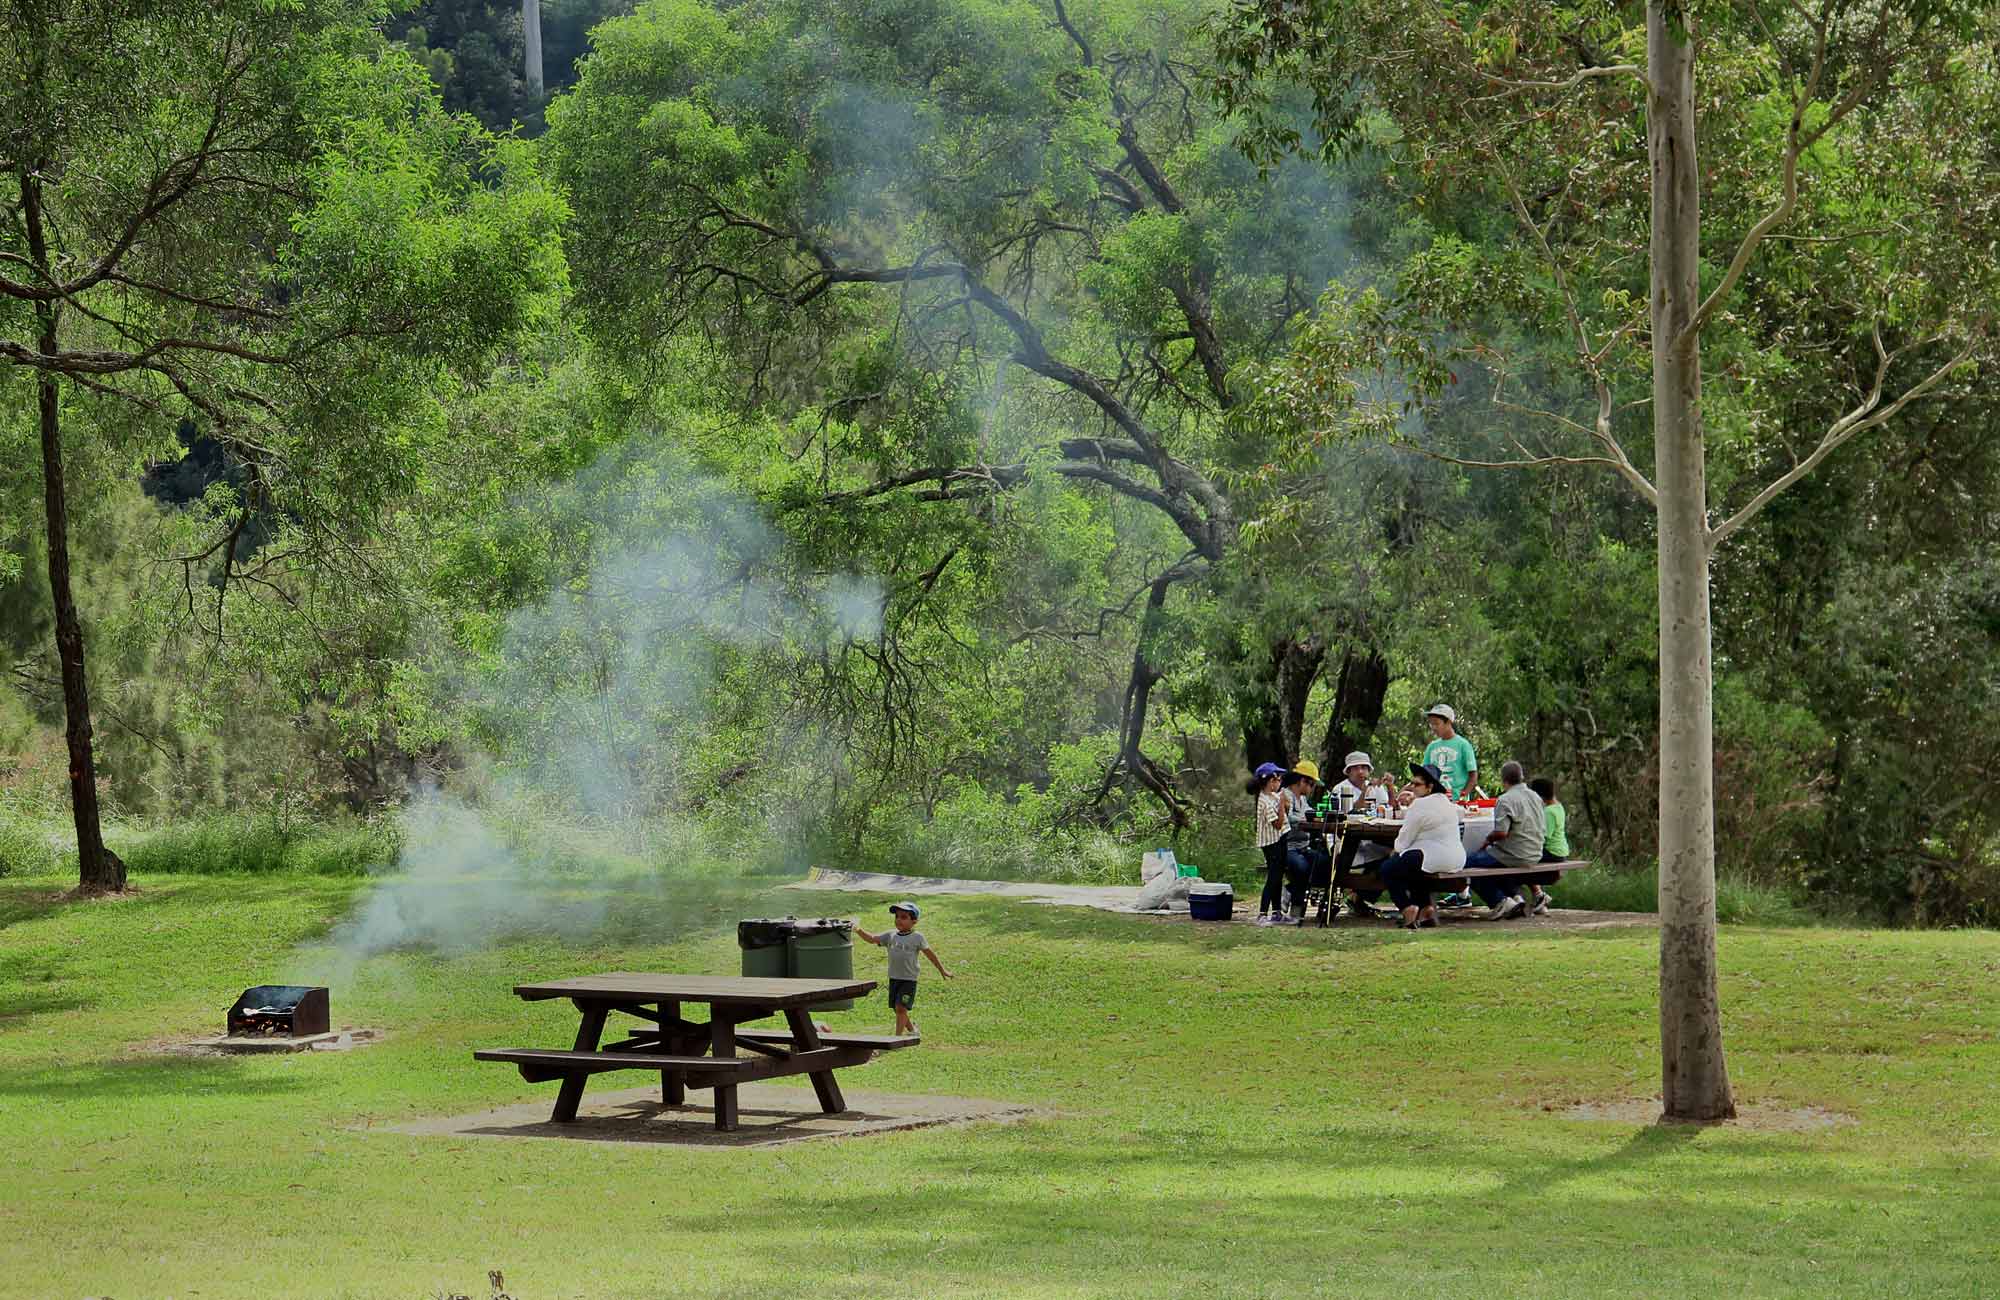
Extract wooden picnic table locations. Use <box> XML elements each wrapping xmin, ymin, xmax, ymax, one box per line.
<box><xmin>1300</xmin><ymin>816</ymin><xmax>1589</xmax><ymax>927</ymax></box>
<box><xmin>474</xmin><ymin>972</ymin><xmax>917</xmax><ymax>1132</ymax></box>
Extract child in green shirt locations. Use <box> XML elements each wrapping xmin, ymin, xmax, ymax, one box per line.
<box><xmin>1527</xmin><ymin>776</ymin><xmax>1569</xmax><ymax>916</ymax></box>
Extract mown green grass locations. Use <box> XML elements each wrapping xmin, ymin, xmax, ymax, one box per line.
<box><xmin>1</xmin><ymin>866</ymin><xmax>1996</xmax><ymax>1299</ymax></box>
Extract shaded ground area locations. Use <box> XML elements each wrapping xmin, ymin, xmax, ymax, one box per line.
<box><xmin>1564</xmin><ymin>1098</ymin><xmax>1859</xmax><ymax>1133</ymax></box>
<box><xmin>388</xmin><ymin>1082</ymin><xmax>1031</xmax><ymax>1149</ymax></box>
<box><xmin>792</xmin><ymin>866</ymin><xmax>1655</xmax><ymax>933</ymax></box>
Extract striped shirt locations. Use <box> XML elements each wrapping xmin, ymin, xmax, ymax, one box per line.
<box><xmin>1255</xmin><ymin>791</ymin><xmax>1284</xmax><ymax>848</ymax></box>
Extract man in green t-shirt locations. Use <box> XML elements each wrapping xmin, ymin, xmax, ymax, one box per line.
<box><xmin>1419</xmin><ymin>704</ymin><xmax>1479</xmax><ymax>799</ymax></box>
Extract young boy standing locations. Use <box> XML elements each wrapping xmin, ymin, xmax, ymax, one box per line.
<box><xmin>1419</xmin><ymin>704</ymin><xmax>1479</xmax><ymax>800</ymax></box>
<box><xmin>854</xmin><ymin>901</ymin><xmax>951</xmax><ymax>1035</ymax></box>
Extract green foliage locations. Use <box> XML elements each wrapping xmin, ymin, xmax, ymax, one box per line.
<box><xmin>5</xmin><ymin>0</ymin><xmax>1994</xmax><ymax>929</ymax></box>
<box><xmin>1555</xmin><ymin>864</ymin><xmax>1814</xmax><ymax>927</ymax></box>
<box><xmin>118</xmin><ymin>816</ymin><xmax>401</xmax><ymax>878</ymax></box>
<box><xmin>0</xmin><ymin>811</ymin><xmax>58</xmax><ymax>877</ymax></box>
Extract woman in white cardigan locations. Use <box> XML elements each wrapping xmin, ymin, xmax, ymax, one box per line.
<box><xmin>1379</xmin><ymin>763</ymin><xmax>1466</xmax><ymax>930</ymax></box>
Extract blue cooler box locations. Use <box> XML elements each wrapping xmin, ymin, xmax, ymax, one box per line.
<box><xmin>1188</xmin><ymin>882</ymin><xmax>1234</xmax><ymax>922</ymax></box>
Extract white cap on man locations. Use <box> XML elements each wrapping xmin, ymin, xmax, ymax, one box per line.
<box><xmin>1427</xmin><ymin>703</ymin><xmax>1457</xmax><ymax>723</ymax></box>
<box><xmin>1343</xmin><ymin>751</ymin><xmax>1372</xmax><ymax>770</ymax></box>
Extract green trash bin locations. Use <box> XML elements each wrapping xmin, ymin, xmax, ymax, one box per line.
<box><xmin>737</xmin><ymin>918</ymin><xmax>794</xmax><ymax>979</ymax></box>
<box><xmin>787</xmin><ymin>918</ymin><xmax>856</xmax><ymax>1011</ymax></box>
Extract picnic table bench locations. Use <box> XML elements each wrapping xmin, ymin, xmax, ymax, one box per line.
<box><xmin>1302</xmin><ymin>816</ymin><xmax>1590</xmax><ymax>927</ymax></box>
<box><xmin>474</xmin><ymin>973</ymin><xmax>918</xmax><ymax>1131</ymax></box>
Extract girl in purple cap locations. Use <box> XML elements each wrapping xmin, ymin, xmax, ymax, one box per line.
<box><xmin>1246</xmin><ymin>762</ymin><xmax>1295</xmax><ymax>925</ymax></box>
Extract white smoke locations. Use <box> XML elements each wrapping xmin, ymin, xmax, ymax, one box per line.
<box><xmin>306</xmin><ymin>442</ymin><xmax>881</xmax><ymax>976</ymax></box>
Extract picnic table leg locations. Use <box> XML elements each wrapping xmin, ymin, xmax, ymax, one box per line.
<box><xmin>1316</xmin><ymin>832</ymin><xmax>1337</xmax><ymax>928</ymax></box>
<box><xmin>552</xmin><ymin>1000</ymin><xmax>609</xmax><ymax>1124</ymax></box>
<box><xmin>659</xmin><ymin>1000</ymin><xmax>685</xmax><ymax>1108</ymax></box>
<box><xmin>709</xmin><ymin>1013</ymin><xmax>740</xmax><ymax>1132</ymax></box>
<box><xmin>785</xmin><ymin>1007</ymin><xmax>848</xmax><ymax>1115</ymax></box>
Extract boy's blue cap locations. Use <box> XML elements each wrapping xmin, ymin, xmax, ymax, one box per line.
<box><xmin>1252</xmin><ymin>762</ymin><xmax>1283</xmax><ymax>779</ymax></box>
<box><xmin>889</xmin><ymin>900</ymin><xmax>920</xmax><ymax>919</ymax></box>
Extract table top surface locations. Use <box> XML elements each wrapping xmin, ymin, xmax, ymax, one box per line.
<box><xmin>513</xmin><ymin>972</ymin><xmax>879</xmax><ymax>1007</ymax></box>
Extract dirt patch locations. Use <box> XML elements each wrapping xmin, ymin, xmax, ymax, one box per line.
<box><xmin>1560</xmin><ymin>1097</ymin><xmax>1858</xmax><ymax>1133</ymax></box>
<box><xmin>385</xmin><ymin>1083</ymin><xmax>1033</xmax><ymax>1149</ymax></box>
<box><xmin>67</xmin><ymin>886</ymin><xmax>145</xmax><ymax>902</ymax></box>
<box><xmin>156</xmin><ymin>1028</ymin><xmax>385</xmax><ymax>1056</ymax></box>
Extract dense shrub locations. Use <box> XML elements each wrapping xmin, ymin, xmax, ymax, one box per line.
<box><xmin>0</xmin><ymin>812</ymin><xmax>61</xmax><ymax>877</ymax></box>
<box><xmin>1555</xmin><ymin>864</ymin><xmax>1811</xmax><ymax>925</ymax></box>
<box><xmin>120</xmin><ymin>816</ymin><xmax>401</xmax><ymax>877</ymax></box>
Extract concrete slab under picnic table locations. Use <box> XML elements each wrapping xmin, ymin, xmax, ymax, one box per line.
<box><xmin>386</xmin><ymin>1083</ymin><xmax>1032</xmax><ymax>1149</ymax></box>
<box><xmin>789</xmin><ymin>867</ymin><xmax>1655</xmax><ymax>932</ymax></box>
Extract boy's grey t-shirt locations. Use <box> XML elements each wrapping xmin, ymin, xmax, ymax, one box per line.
<box><xmin>884</xmin><ymin>929</ymin><xmax>926</xmax><ymax>980</ymax></box>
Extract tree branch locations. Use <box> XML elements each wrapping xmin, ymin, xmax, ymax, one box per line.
<box><xmin>1472</xmin><ymin>63</ymin><xmax>1649</xmax><ymax>98</ymax></box>
<box><xmin>1707</xmin><ymin>325</ymin><xmax>1979</xmax><ymax>548</ymax></box>
<box><xmin>1680</xmin><ymin>1</ymin><xmax>1911</xmax><ymax>347</ymax></box>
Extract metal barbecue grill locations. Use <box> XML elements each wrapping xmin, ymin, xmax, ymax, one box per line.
<box><xmin>226</xmin><ymin>985</ymin><xmax>330</xmax><ymax>1038</ymax></box>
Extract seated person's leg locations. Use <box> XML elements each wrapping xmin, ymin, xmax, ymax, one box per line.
<box><xmin>1462</xmin><ymin>848</ymin><xmax>1511</xmax><ymax>907</ymax></box>
<box><xmin>1307</xmin><ymin>844</ymin><xmax>1333</xmax><ymax>889</ymax></box>
<box><xmin>1379</xmin><ymin>850</ymin><xmax>1422</xmax><ymax>912</ymax></box>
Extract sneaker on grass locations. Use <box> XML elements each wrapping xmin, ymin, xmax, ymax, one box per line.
<box><xmin>1487</xmin><ymin>895</ymin><xmax>1525</xmax><ymax>921</ymax></box>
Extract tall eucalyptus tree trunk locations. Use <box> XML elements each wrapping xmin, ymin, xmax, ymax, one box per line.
<box><xmin>522</xmin><ymin>0</ymin><xmax>544</xmax><ymax>97</ymax></box>
<box><xmin>1647</xmin><ymin>3</ymin><xmax>1733</xmax><ymax>1122</ymax></box>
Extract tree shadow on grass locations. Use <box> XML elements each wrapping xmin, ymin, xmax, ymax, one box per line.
<box><xmin>654</xmin><ymin>1124</ymin><xmax>1989</xmax><ymax>1293</ymax></box>
<box><xmin>0</xmin><ymin>879</ymin><xmax>203</xmax><ymax>934</ymax></box>
<box><xmin>0</xmin><ymin>1053</ymin><xmax>308</xmax><ymax>1104</ymax></box>
<box><xmin>0</xmin><ymin>984</ymin><xmax>95</xmax><ymax>1022</ymax></box>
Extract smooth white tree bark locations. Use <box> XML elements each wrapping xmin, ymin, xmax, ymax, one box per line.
<box><xmin>1647</xmin><ymin>1</ymin><xmax>1735</xmax><ymax>1122</ymax></box>
<box><xmin>522</xmin><ymin>0</ymin><xmax>544</xmax><ymax>98</ymax></box>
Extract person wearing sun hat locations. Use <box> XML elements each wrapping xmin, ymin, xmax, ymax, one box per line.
<box><xmin>1398</xmin><ymin>706</ymin><xmax>1479</xmax><ymax>907</ymax></box>
<box><xmin>1417</xmin><ymin>704</ymin><xmax>1479</xmax><ymax>801</ymax></box>
<box><xmin>1278</xmin><ymin>761</ymin><xmax>1327</xmax><ymax>921</ymax></box>
<box><xmin>1377</xmin><ymin>762</ymin><xmax>1468</xmax><ymax>929</ymax></box>
<box><xmin>854</xmin><ymin>901</ymin><xmax>952</xmax><ymax>1035</ymax></box>
<box><xmin>1329</xmin><ymin>751</ymin><xmax>1392</xmax><ymax>917</ymax></box>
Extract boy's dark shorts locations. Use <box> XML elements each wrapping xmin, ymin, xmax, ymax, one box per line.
<box><xmin>887</xmin><ymin>979</ymin><xmax>917</xmax><ymax>1009</ymax></box>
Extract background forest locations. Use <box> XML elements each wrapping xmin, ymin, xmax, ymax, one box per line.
<box><xmin>3</xmin><ymin>0</ymin><xmax>1996</xmax><ymax>926</ymax></box>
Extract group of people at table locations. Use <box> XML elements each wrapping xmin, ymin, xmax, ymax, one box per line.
<box><xmin>1250</xmin><ymin>704</ymin><xmax>1572</xmax><ymax>930</ymax></box>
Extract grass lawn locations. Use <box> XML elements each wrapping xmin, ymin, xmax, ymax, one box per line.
<box><xmin>2</xmin><ymin>869</ymin><xmax>1997</xmax><ymax>1299</ymax></box>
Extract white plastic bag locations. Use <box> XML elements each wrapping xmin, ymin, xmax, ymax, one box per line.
<box><xmin>1139</xmin><ymin>847</ymin><xmax>1178</xmax><ymax>883</ymax></box>
<box><xmin>1133</xmin><ymin>871</ymin><xmax>1195</xmax><ymax>912</ymax></box>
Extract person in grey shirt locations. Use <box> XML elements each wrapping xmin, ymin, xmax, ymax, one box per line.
<box><xmin>854</xmin><ymin>901</ymin><xmax>952</xmax><ymax>1036</ymax></box>
<box><xmin>1463</xmin><ymin>761</ymin><xmax>1546</xmax><ymax>920</ymax></box>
